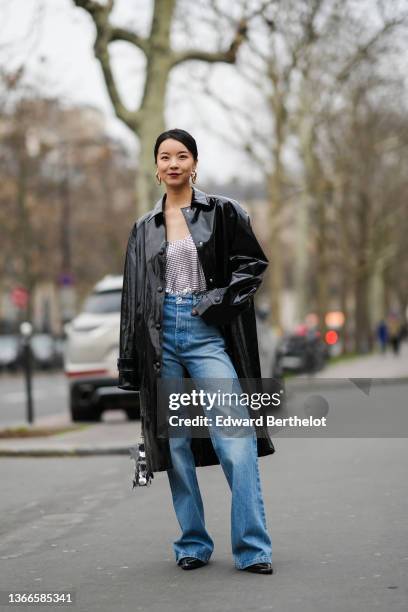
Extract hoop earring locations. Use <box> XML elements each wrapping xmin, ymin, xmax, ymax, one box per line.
<box><xmin>191</xmin><ymin>170</ymin><xmax>197</xmax><ymax>184</ymax></box>
<box><xmin>155</xmin><ymin>171</ymin><xmax>161</xmax><ymax>185</ymax></box>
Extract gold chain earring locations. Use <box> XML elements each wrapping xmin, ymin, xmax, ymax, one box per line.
<box><xmin>191</xmin><ymin>170</ymin><xmax>197</xmax><ymax>184</ymax></box>
<box><xmin>155</xmin><ymin>171</ymin><xmax>161</xmax><ymax>185</ymax></box>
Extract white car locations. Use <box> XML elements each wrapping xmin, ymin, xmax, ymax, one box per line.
<box><xmin>64</xmin><ymin>275</ymin><xmax>140</xmax><ymax>421</ymax></box>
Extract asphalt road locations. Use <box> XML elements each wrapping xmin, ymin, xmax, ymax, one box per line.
<box><xmin>0</xmin><ymin>371</ymin><xmax>69</xmax><ymax>427</ymax></box>
<box><xmin>1</xmin><ymin>437</ymin><xmax>407</xmax><ymax>612</ymax></box>
<box><xmin>2</xmin><ymin>342</ymin><xmax>407</xmax><ymax>428</ymax></box>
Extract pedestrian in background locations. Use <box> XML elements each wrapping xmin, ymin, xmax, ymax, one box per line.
<box><xmin>387</xmin><ymin>312</ymin><xmax>402</xmax><ymax>355</ymax></box>
<box><xmin>376</xmin><ymin>319</ymin><xmax>389</xmax><ymax>353</ymax></box>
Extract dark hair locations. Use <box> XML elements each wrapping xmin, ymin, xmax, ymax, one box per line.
<box><xmin>154</xmin><ymin>128</ymin><xmax>198</xmax><ymax>162</ymax></box>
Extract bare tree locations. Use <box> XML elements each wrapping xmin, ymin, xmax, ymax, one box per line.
<box><xmin>0</xmin><ymin>94</ymin><xmax>138</xmax><ymax>329</ymax></box>
<box><xmin>72</xmin><ymin>0</ymin><xmax>251</xmax><ymax>214</ymax></box>
<box><xmin>186</xmin><ymin>0</ymin><xmax>408</xmax><ymax>345</ymax></box>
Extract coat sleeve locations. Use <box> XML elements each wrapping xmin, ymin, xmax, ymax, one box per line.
<box><xmin>117</xmin><ymin>223</ymin><xmax>140</xmax><ymax>390</ymax></box>
<box><xmin>194</xmin><ymin>200</ymin><xmax>269</xmax><ymax>326</ymax></box>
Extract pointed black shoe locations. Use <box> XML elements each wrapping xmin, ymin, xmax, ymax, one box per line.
<box><xmin>178</xmin><ymin>557</ymin><xmax>208</xmax><ymax>570</ymax></box>
<box><xmin>241</xmin><ymin>562</ymin><xmax>273</xmax><ymax>575</ymax></box>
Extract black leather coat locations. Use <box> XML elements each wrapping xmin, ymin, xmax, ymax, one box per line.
<box><xmin>117</xmin><ymin>186</ymin><xmax>275</xmax><ymax>478</ymax></box>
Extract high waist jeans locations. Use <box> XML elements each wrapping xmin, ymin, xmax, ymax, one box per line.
<box><xmin>162</xmin><ymin>292</ymin><xmax>272</xmax><ymax>569</ymax></box>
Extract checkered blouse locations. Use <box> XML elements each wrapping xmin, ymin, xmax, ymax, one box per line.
<box><xmin>165</xmin><ymin>233</ymin><xmax>207</xmax><ymax>295</ymax></box>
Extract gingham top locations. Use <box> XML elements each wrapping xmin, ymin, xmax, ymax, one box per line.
<box><xmin>165</xmin><ymin>233</ymin><xmax>207</xmax><ymax>295</ymax></box>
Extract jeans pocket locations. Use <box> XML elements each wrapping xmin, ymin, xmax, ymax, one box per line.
<box><xmin>192</xmin><ymin>293</ymin><xmax>206</xmax><ymax>307</ymax></box>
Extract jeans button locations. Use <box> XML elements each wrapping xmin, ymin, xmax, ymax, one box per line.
<box><xmin>155</xmin><ymin>323</ymin><xmax>161</xmax><ymax>330</ymax></box>
<box><xmin>191</xmin><ymin>309</ymin><xmax>198</xmax><ymax>316</ymax></box>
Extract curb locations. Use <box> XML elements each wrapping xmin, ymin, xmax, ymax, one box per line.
<box><xmin>0</xmin><ymin>446</ymin><xmax>132</xmax><ymax>457</ymax></box>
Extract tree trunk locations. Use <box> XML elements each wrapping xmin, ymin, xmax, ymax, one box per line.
<box><xmin>266</xmin><ymin>92</ymin><xmax>286</xmax><ymax>331</ymax></box>
<box><xmin>353</xmin><ymin>192</ymin><xmax>373</xmax><ymax>353</ymax></box>
<box><xmin>137</xmin><ymin>111</ymin><xmax>165</xmax><ymax>214</ymax></box>
<box><xmin>17</xmin><ymin>151</ymin><xmax>34</xmax><ymax>322</ymax></box>
<box><xmin>294</xmin><ymin>191</ymin><xmax>309</xmax><ymax>324</ymax></box>
<box><xmin>315</xmin><ymin>191</ymin><xmax>329</xmax><ymax>339</ymax></box>
<box><xmin>266</xmin><ymin>170</ymin><xmax>283</xmax><ymax>331</ymax></box>
<box><xmin>72</xmin><ymin>0</ymin><xmax>246</xmax><ymax>216</ymax></box>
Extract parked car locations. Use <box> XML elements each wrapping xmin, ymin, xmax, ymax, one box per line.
<box><xmin>65</xmin><ymin>276</ymin><xmax>282</xmax><ymax>422</ymax></box>
<box><xmin>0</xmin><ymin>334</ymin><xmax>21</xmax><ymax>372</ymax></box>
<box><xmin>54</xmin><ymin>335</ymin><xmax>66</xmax><ymax>369</ymax></box>
<box><xmin>275</xmin><ymin>330</ymin><xmax>329</xmax><ymax>374</ymax></box>
<box><xmin>64</xmin><ymin>275</ymin><xmax>140</xmax><ymax>422</ymax></box>
<box><xmin>30</xmin><ymin>333</ymin><xmax>59</xmax><ymax>369</ymax></box>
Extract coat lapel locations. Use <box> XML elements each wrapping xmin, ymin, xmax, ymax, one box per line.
<box><xmin>144</xmin><ymin>187</ymin><xmax>212</xmax><ymax>266</ymax></box>
<box><xmin>144</xmin><ymin>215</ymin><xmax>166</xmax><ymax>266</ymax></box>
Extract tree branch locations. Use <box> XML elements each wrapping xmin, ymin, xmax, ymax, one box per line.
<box><xmin>186</xmin><ymin>63</ymin><xmax>270</xmax><ymax>170</ymax></box>
<box><xmin>73</xmin><ymin>0</ymin><xmax>109</xmax><ymax>17</ymax></box>
<box><xmin>94</xmin><ymin>41</ymin><xmax>140</xmax><ymax>130</ymax></box>
<box><xmin>169</xmin><ymin>17</ymin><xmax>247</xmax><ymax>68</ymax></box>
<box><xmin>336</xmin><ymin>16</ymin><xmax>408</xmax><ymax>82</ymax></box>
<box><xmin>284</xmin><ymin>0</ymin><xmax>322</xmax><ymax>78</ymax></box>
<box><xmin>109</xmin><ymin>26</ymin><xmax>149</xmax><ymax>56</ymax></box>
<box><xmin>73</xmin><ymin>0</ymin><xmax>140</xmax><ymax>130</ymax></box>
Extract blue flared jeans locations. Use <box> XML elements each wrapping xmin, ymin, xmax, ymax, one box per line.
<box><xmin>162</xmin><ymin>292</ymin><xmax>272</xmax><ymax>569</ymax></box>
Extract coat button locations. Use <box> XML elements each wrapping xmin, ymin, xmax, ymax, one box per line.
<box><xmin>209</xmin><ymin>277</ymin><xmax>214</xmax><ymax>283</ymax></box>
<box><xmin>214</xmin><ymin>296</ymin><xmax>221</xmax><ymax>303</ymax></box>
<box><xmin>155</xmin><ymin>323</ymin><xmax>161</xmax><ymax>330</ymax></box>
<box><xmin>198</xmin><ymin>241</ymin><xmax>203</xmax><ymax>247</ymax></box>
<box><xmin>157</xmin><ymin>286</ymin><xmax>163</xmax><ymax>292</ymax></box>
<box><xmin>154</xmin><ymin>360</ymin><xmax>161</xmax><ymax>368</ymax></box>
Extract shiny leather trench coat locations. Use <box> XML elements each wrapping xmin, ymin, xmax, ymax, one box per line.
<box><xmin>117</xmin><ymin>186</ymin><xmax>275</xmax><ymax>479</ymax></box>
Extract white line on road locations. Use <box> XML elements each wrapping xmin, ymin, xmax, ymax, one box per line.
<box><xmin>3</xmin><ymin>388</ymin><xmax>67</xmax><ymax>404</ymax></box>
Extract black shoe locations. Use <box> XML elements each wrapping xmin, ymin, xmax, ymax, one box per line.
<box><xmin>178</xmin><ymin>557</ymin><xmax>208</xmax><ymax>570</ymax></box>
<box><xmin>241</xmin><ymin>562</ymin><xmax>273</xmax><ymax>574</ymax></box>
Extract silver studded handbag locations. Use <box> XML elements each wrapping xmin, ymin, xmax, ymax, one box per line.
<box><xmin>129</xmin><ymin>436</ymin><xmax>154</xmax><ymax>488</ymax></box>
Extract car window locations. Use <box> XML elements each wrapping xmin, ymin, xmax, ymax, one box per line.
<box><xmin>0</xmin><ymin>336</ymin><xmax>19</xmax><ymax>348</ymax></box>
<box><xmin>31</xmin><ymin>335</ymin><xmax>54</xmax><ymax>348</ymax></box>
<box><xmin>82</xmin><ymin>290</ymin><xmax>122</xmax><ymax>314</ymax></box>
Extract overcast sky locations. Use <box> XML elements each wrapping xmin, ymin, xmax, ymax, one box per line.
<box><xmin>2</xmin><ymin>0</ymin><xmax>407</xmax><ymax>186</ymax></box>
<box><xmin>1</xmin><ymin>0</ymin><xmax>266</xmax><ymax>184</ymax></box>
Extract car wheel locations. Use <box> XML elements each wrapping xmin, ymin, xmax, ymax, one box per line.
<box><xmin>70</xmin><ymin>385</ymin><xmax>102</xmax><ymax>422</ymax></box>
<box><xmin>272</xmin><ymin>362</ymin><xmax>284</xmax><ymax>379</ymax></box>
<box><xmin>71</xmin><ymin>404</ymin><xmax>102</xmax><ymax>422</ymax></box>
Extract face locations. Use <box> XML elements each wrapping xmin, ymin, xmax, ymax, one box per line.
<box><xmin>156</xmin><ymin>139</ymin><xmax>197</xmax><ymax>188</ymax></box>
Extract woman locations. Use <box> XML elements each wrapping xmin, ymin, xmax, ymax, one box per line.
<box><xmin>118</xmin><ymin>128</ymin><xmax>274</xmax><ymax>574</ymax></box>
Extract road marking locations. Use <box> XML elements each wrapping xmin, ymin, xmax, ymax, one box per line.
<box><xmin>3</xmin><ymin>388</ymin><xmax>67</xmax><ymax>404</ymax></box>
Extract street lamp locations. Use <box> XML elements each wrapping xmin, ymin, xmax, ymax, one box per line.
<box><xmin>20</xmin><ymin>321</ymin><xmax>34</xmax><ymax>424</ymax></box>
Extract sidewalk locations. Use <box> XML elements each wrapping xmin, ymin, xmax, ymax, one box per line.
<box><xmin>1</xmin><ymin>343</ymin><xmax>407</xmax><ymax>457</ymax></box>
<box><xmin>317</xmin><ymin>341</ymin><xmax>408</xmax><ymax>379</ymax></box>
<box><xmin>0</xmin><ymin>411</ymin><xmax>141</xmax><ymax>457</ymax></box>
